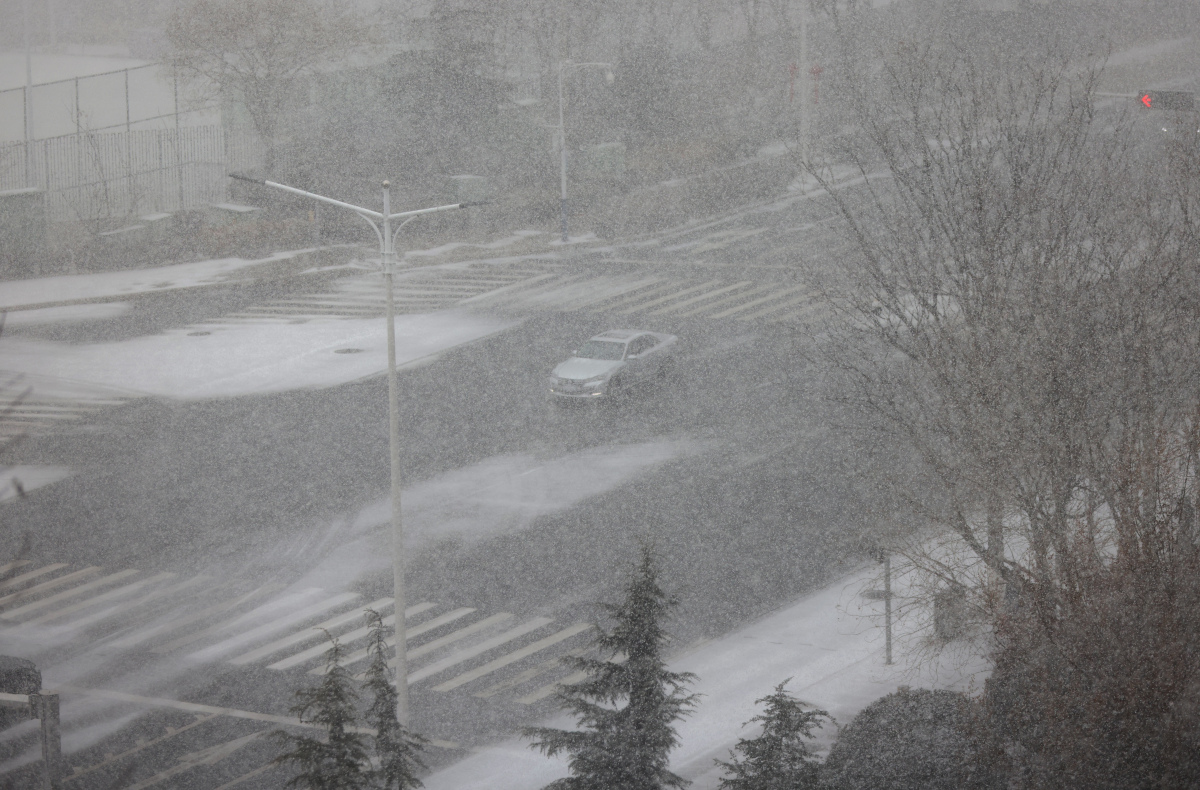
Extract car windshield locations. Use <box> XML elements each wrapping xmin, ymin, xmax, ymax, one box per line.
<box><xmin>575</xmin><ymin>340</ymin><xmax>626</xmax><ymax>361</ymax></box>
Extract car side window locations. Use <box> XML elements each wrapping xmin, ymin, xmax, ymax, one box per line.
<box><xmin>628</xmin><ymin>337</ymin><xmax>649</xmax><ymax>357</ymax></box>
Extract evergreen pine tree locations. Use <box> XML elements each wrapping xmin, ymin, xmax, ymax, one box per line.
<box><xmin>524</xmin><ymin>543</ymin><xmax>699</xmax><ymax>790</ymax></box>
<box><xmin>362</xmin><ymin>608</ymin><xmax>428</xmax><ymax>789</ymax></box>
<box><xmin>272</xmin><ymin>634</ymin><xmax>372</xmax><ymax>790</ymax></box>
<box><xmin>714</xmin><ymin>680</ymin><xmax>831</xmax><ymax>790</ymax></box>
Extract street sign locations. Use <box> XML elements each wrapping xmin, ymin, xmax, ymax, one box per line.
<box><xmin>1138</xmin><ymin>90</ymin><xmax>1195</xmax><ymax>111</ymax></box>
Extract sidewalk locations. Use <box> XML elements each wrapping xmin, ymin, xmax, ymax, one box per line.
<box><xmin>0</xmin><ymin>248</ymin><xmax>361</xmax><ymax>313</ymax></box>
<box><xmin>424</xmin><ymin>561</ymin><xmax>990</xmax><ymax>790</ymax></box>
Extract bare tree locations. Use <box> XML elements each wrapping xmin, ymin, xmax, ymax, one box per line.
<box><xmin>165</xmin><ymin>0</ymin><xmax>378</xmax><ymax>173</ymax></box>
<box><xmin>801</xmin><ymin>8</ymin><xmax>1200</xmax><ymax>785</ymax></box>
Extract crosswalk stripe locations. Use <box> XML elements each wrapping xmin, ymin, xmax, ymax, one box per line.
<box><xmin>407</xmin><ymin>616</ymin><xmax>554</xmax><ymax>685</ymax></box>
<box><xmin>212</xmin><ymin>761</ymin><xmax>279</xmax><ymax>790</ymax></box>
<box><xmin>228</xmin><ymin>596</ymin><xmax>396</xmax><ymax>665</ymax></box>
<box><xmin>71</xmin><ymin>574</ymin><xmax>215</xmax><ymax>632</ymax></box>
<box><xmin>765</xmin><ymin>299</ymin><xmax>828</xmax><ymax>323</ymax></box>
<box><xmin>521</xmin><ymin>276</ymin><xmax>621</xmax><ymax>309</ymax></box>
<box><xmin>148</xmin><ymin>584</ymin><xmax>299</xmax><ymax>653</ymax></box>
<box><xmin>431</xmin><ymin>272</ymin><xmax>560</xmax><ymax>305</ymax></box>
<box><xmin>1</xmin><ymin>568</ymin><xmax>139</xmax><ymax>620</ymax></box>
<box><xmin>0</xmin><ymin>565</ymin><xmax>97</xmax><ymax>607</ymax></box>
<box><xmin>645</xmin><ymin>281</ymin><xmax>756</xmax><ymax>315</ymax></box>
<box><xmin>432</xmin><ymin>623</ymin><xmax>592</xmax><ymax>692</ymax></box>
<box><xmin>519</xmin><ymin>669</ymin><xmax>588</xmax><ymax>704</ymax></box>
<box><xmin>330</xmin><ymin>612</ymin><xmax>515</xmax><ymax>677</ymax></box>
<box><xmin>584</xmin><ymin>280</ymin><xmax>686</xmax><ymax>312</ymax></box>
<box><xmin>122</xmin><ymin>730</ymin><xmax>265</xmax><ymax>790</ymax></box>
<box><xmin>26</xmin><ymin>571</ymin><xmax>176</xmax><ymax>625</ymax></box>
<box><xmin>0</xmin><ymin>560</ymin><xmax>32</xmax><ymax>579</ymax></box>
<box><xmin>553</xmin><ymin>277</ymin><xmax>667</xmax><ymax>310</ymax></box>
<box><xmin>738</xmin><ymin>289</ymin><xmax>819</xmax><ymax>320</ymax></box>
<box><xmin>516</xmin><ymin>653</ymin><xmax>628</xmax><ymax>705</ymax></box>
<box><xmin>672</xmin><ymin>285</ymin><xmax>771</xmax><ymax>318</ymax></box>
<box><xmin>708</xmin><ymin>285</ymin><xmax>809</xmax><ymax>319</ymax></box>
<box><xmin>472</xmin><ymin>647</ymin><xmax>587</xmax><ymax>699</ymax></box>
<box><xmin>271</xmin><ymin>602</ymin><xmax>444</xmax><ymax>671</ymax></box>
<box><xmin>65</xmin><ymin>713</ymin><xmax>221</xmax><ymax>784</ymax></box>
<box><xmin>612</xmin><ymin>280</ymin><xmax>725</xmax><ymax>314</ymax></box>
<box><xmin>407</xmin><ymin>612</ymin><xmax>514</xmax><ymax>662</ymax></box>
<box><xmin>402</xmin><ymin>606</ymin><xmax>477</xmax><ymax>640</ymax></box>
<box><xmin>471</xmin><ymin>273</ymin><xmax>593</xmax><ymax>307</ymax></box>
<box><xmin>187</xmin><ymin>592</ymin><xmax>360</xmax><ymax>662</ymax></box>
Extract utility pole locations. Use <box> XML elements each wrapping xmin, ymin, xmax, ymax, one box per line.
<box><xmin>23</xmin><ymin>0</ymin><xmax>34</xmax><ymax>187</ymax></box>
<box><xmin>883</xmin><ymin>552</ymin><xmax>892</xmax><ymax>665</ymax></box>
<box><xmin>230</xmin><ymin>173</ymin><xmax>482</xmax><ymax>723</ymax></box>
<box><xmin>556</xmin><ymin>60</ymin><xmax>614</xmax><ymax>244</ymax></box>
<box><xmin>865</xmin><ymin>547</ymin><xmax>894</xmax><ymax>665</ymax></box>
<box><xmin>798</xmin><ymin>0</ymin><xmax>809</xmax><ymax>162</ymax></box>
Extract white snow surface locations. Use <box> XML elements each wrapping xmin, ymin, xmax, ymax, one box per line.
<box><xmin>0</xmin><ymin>251</ymin><xmax>313</xmax><ymax>310</ymax></box>
<box><xmin>0</xmin><ymin>310</ymin><xmax>516</xmax><ymax>400</ymax></box>
<box><xmin>1</xmin><ymin>303</ymin><xmax>131</xmax><ymax>326</ymax></box>
<box><xmin>0</xmin><ymin>465</ymin><xmax>72</xmax><ymax>503</ymax></box>
<box><xmin>275</xmin><ymin>440</ymin><xmax>703</xmax><ymax>592</ymax></box>
<box><xmin>426</xmin><ymin>562</ymin><xmax>990</xmax><ymax>790</ymax></box>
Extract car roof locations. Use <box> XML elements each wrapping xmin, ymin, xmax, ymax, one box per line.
<box><xmin>592</xmin><ymin>330</ymin><xmax>643</xmax><ymax>342</ymax></box>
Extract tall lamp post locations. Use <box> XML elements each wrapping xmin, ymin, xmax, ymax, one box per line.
<box><xmin>230</xmin><ymin>173</ymin><xmax>482</xmax><ymax>724</ymax></box>
<box><xmin>556</xmin><ymin>59</ymin><xmax>614</xmax><ymax>244</ymax></box>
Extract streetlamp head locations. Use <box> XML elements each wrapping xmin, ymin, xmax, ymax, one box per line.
<box><xmin>604</xmin><ymin>70</ymin><xmax>615</xmax><ymax>85</ymax></box>
<box><xmin>382</xmin><ymin>180</ymin><xmax>390</xmax><ymax>188</ymax></box>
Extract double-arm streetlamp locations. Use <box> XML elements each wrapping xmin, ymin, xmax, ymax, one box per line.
<box><xmin>556</xmin><ymin>59</ymin><xmax>614</xmax><ymax>243</ymax></box>
<box><xmin>230</xmin><ymin>173</ymin><xmax>482</xmax><ymax>724</ymax></box>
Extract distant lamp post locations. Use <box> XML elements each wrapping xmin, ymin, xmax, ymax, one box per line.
<box><xmin>556</xmin><ymin>59</ymin><xmax>614</xmax><ymax>244</ymax></box>
<box><xmin>863</xmin><ymin>547</ymin><xmax>893</xmax><ymax>665</ymax></box>
<box><xmin>230</xmin><ymin>173</ymin><xmax>484</xmax><ymax>724</ymax></box>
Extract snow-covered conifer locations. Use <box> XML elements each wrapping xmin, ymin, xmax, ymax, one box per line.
<box><xmin>362</xmin><ymin>608</ymin><xmax>428</xmax><ymax>789</ymax></box>
<box><xmin>714</xmin><ymin>679</ymin><xmax>831</xmax><ymax>790</ymax></box>
<box><xmin>525</xmin><ymin>543</ymin><xmax>698</xmax><ymax>790</ymax></box>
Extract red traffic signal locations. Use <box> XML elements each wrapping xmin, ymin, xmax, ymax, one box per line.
<box><xmin>1138</xmin><ymin>90</ymin><xmax>1195</xmax><ymax>111</ymax></box>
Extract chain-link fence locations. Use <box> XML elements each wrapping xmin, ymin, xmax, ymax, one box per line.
<box><xmin>0</xmin><ymin>125</ymin><xmax>262</xmax><ymax>222</ymax></box>
<box><xmin>0</xmin><ymin>63</ymin><xmax>261</xmax><ymax>222</ymax></box>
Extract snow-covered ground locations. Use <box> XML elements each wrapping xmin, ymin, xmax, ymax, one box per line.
<box><xmin>0</xmin><ymin>309</ymin><xmax>516</xmax><ymax>400</ymax></box>
<box><xmin>0</xmin><ymin>247</ymin><xmax>990</xmax><ymax>786</ymax></box>
<box><xmin>0</xmin><ymin>251</ymin><xmax>326</xmax><ymax>311</ymax></box>
<box><xmin>274</xmin><ymin>440</ymin><xmax>706</xmax><ymax>592</ymax></box>
<box><xmin>425</xmin><ymin>558</ymin><xmax>989</xmax><ymax>790</ymax></box>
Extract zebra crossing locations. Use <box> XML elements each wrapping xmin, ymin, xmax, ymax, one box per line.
<box><xmin>201</xmin><ymin>262</ymin><xmax>829</xmax><ymax>327</ymax></box>
<box><xmin>0</xmin><ymin>393</ymin><xmax>133</xmax><ymax>443</ymax></box>
<box><xmin>206</xmin><ymin>263</ymin><xmax>562</xmax><ymax>324</ymax></box>
<box><xmin>0</xmin><ymin>559</ymin><xmax>594</xmax><ymax>707</ymax></box>
<box><xmin>473</xmin><ymin>270</ymin><xmax>828</xmax><ymax>325</ymax></box>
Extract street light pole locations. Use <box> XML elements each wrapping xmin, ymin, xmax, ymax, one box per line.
<box><xmin>556</xmin><ymin>59</ymin><xmax>614</xmax><ymax>244</ymax></box>
<box><xmin>230</xmin><ymin>173</ymin><xmax>480</xmax><ymax>724</ymax></box>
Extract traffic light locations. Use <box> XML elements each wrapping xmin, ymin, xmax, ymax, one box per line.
<box><xmin>1138</xmin><ymin>90</ymin><xmax>1195</xmax><ymax>111</ymax></box>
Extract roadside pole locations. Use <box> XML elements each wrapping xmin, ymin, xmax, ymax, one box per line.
<box><xmin>229</xmin><ymin>173</ymin><xmax>481</xmax><ymax>723</ymax></box>
<box><xmin>865</xmin><ymin>548</ymin><xmax>894</xmax><ymax>665</ymax></box>
<box><xmin>0</xmin><ymin>691</ymin><xmax>60</xmax><ymax>788</ymax></box>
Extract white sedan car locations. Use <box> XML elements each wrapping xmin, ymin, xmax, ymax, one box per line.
<box><xmin>548</xmin><ymin>330</ymin><xmax>677</xmax><ymax>400</ymax></box>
